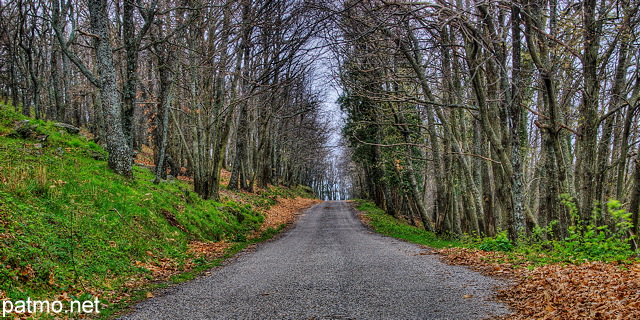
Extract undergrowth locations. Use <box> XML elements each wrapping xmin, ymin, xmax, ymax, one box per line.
<box><xmin>356</xmin><ymin>198</ymin><xmax>638</xmax><ymax>266</ymax></box>
<box><xmin>355</xmin><ymin>200</ymin><xmax>459</xmax><ymax>249</ymax></box>
<box><xmin>0</xmin><ymin>101</ymin><xmax>309</xmax><ymax>318</ymax></box>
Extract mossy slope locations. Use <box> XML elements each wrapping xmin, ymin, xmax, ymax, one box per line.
<box><xmin>0</xmin><ymin>101</ymin><xmax>308</xmax><ymax>316</ymax></box>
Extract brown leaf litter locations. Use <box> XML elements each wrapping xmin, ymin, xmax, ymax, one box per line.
<box><xmin>256</xmin><ymin>196</ymin><xmax>321</xmax><ymax>234</ymax></box>
<box><xmin>119</xmin><ymin>195</ymin><xmax>320</xmax><ymax>304</ymax></box>
<box><xmin>435</xmin><ymin>247</ymin><xmax>640</xmax><ymax>319</ymax></box>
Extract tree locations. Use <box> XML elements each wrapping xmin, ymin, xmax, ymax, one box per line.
<box><xmin>330</xmin><ymin>0</ymin><xmax>640</xmax><ymax>240</ymax></box>
<box><xmin>53</xmin><ymin>0</ymin><xmax>133</xmax><ymax>177</ymax></box>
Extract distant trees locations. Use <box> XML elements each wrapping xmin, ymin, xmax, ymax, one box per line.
<box><xmin>332</xmin><ymin>0</ymin><xmax>640</xmax><ymax>240</ymax></box>
<box><xmin>0</xmin><ymin>0</ymin><xmax>331</xmax><ymax>200</ymax></box>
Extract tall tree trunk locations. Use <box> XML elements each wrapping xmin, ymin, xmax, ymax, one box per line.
<box><xmin>122</xmin><ymin>0</ymin><xmax>137</xmax><ymax>150</ymax></box>
<box><xmin>154</xmin><ymin>54</ymin><xmax>175</xmax><ymax>184</ymax></box>
<box><xmin>510</xmin><ymin>4</ymin><xmax>526</xmax><ymax>237</ymax></box>
<box><xmin>575</xmin><ymin>0</ymin><xmax>600</xmax><ymax>220</ymax></box>
<box><xmin>89</xmin><ymin>0</ymin><xmax>132</xmax><ymax>177</ymax></box>
<box><xmin>122</xmin><ymin>0</ymin><xmax>155</xmax><ymax>150</ymax></box>
<box><xmin>522</xmin><ymin>0</ymin><xmax>568</xmax><ymax>238</ymax></box>
<box><xmin>52</xmin><ymin>0</ymin><xmax>132</xmax><ymax>177</ymax></box>
<box><xmin>228</xmin><ymin>0</ymin><xmax>252</xmax><ymax>192</ymax></box>
<box><xmin>229</xmin><ymin>102</ymin><xmax>249</xmax><ymax>191</ymax></box>
<box><xmin>51</xmin><ymin>46</ymin><xmax>65</xmax><ymax>120</ymax></box>
<box><xmin>629</xmin><ymin>157</ymin><xmax>640</xmax><ymax>237</ymax></box>
<box><xmin>595</xmin><ymin>39</ymin><xmax>629</xmax><ymax>214</ymax></box>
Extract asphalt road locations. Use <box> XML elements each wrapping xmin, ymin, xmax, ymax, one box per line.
<box><xmin>120</xmin><ymin>201</ymin><xmax>509</xmax><ymax>320</ymax></box>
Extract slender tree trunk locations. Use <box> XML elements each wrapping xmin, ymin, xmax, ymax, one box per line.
<box><xmin>595</xmin><ymin>39</ymin><xmax>629</xmax><ymax>214</ymax></box>
<box><xmin>154</xmin><ymin>55</ymin><xmax>175</xmax><ymax>184</ymax></box>
<box><xmin>229</xmin><ymin>0</ymin><xmax>252</xmax><ymax>192</ymax></box>
<box><xmin>522</xmin><ymin>0</ymin><xmax>567</xmax><ymax>238</ymax></box>
<box><xmin>629</xmin><ymin>157</ymin><xmax>640</xmax><ymax>237</ymax></box>
<box><xmin>510</xmin><ymin>4</ymin><xmax>526</xmax><ymax>237</ymax></box>
<box><xmin>51</xmin><ymin>46</ymin><xmax>65</xmax><ymax>120</ymax></box>
<box><xmin>616</xmin><ymin>97</ymin><xmax>639</xmax><ymax>200</ymax></box>
<box><xmin>229</xmin><ymin>102</ymin><xmax>249</xmax><ymax>191</ymax></box>
<box><xmin>122</xmin><ymin>0</ymin><xmax>137</xmax><ymax>150</ymax></box>
<box><xmin>575</xmin><ymin>0</ymin><xmax>600</xmax><ymax>220</ymax></box>
<box><xmin>122</xmin><ymin>0</ymin><xmax>155</xmax><ymax>150</ymax></box>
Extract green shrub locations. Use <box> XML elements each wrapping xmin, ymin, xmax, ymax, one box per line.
<box><xmin>479</xmin><ymin>230</ymin><xmax>514</xmax><ymax>252</ymax></box>
<box><xmin>555</xmin><ymin>198</ymin><xmax>635</xmax><ymax>262</ymax></box>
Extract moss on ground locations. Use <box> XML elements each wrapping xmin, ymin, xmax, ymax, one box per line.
<box><xmin>0</xmin><ymin>101</ymin><xmax>312</xmax><ymax>318</ymax></box>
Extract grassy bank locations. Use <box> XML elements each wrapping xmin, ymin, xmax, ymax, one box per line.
<box><xmin>0</xmin><ymin>102</ymin><xmax>315</xmax><ymax>318</ymax></box>
<box><xmin>354</xmin><ymin>200</ymin><xmax>459</xmax><ymax>249</ymax></box>
<box><xmin>354</xmin><ymin>199</ymin><xmax>640</xmax><ymax>319</ymax></box>
<box><xmin>355</xmin><ymin>199</ymin><xmax>638</xmax><ymax>263</ymax></box>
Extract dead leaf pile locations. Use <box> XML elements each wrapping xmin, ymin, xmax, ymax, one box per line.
<box><xmin>219</xmin><ymin>169</ymin><xmax>231</xmax><ymax>183</ymax></box>
<box><xmin>133</xmin><ymin>145</ymin><xmax>155</xmax><ymax>167</ymax></box>
<box><xmin>500</xmin><ymin>261</ymin><xmax>640</xmax><ymax>319</ymax></box>
<box><xmin>120</xmin><ymin>241</ymin><xmax>233</xmax><ymax>291</ymax></box>
<box><xmin>134</xmin><ymin>252</ymin><xmax>186</xmax><ymax>281</ymax></box>
<box><xmin>436</xmin><ymin>247</ymin><xmax>525</xmax><ymax>277</ymax></box>
<box><xmin>435</xmin><ymin>247</ymin><xmax>640</xmax><ymax>319</ymax></box>
<box><xmin>256</xmin><ymin>196</ymin><xmax>321</xmax><ymax>234</ymax></box>
<box><xmin>188</xmin><ymin>240</ymin><xmax>230</xmax><ymax>259</ymax></box>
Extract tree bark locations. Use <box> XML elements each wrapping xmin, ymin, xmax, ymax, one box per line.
<box><xmin>154</xmin><ymin>52</ymin><xmax>175</xmax><ymax>184</ymax></box>
<box><xmin>630</xmin><ymin>157</ymin><xmax>640</xmax><ymax>237</ymax></box>
<box><xmin>88</xmin><ymin>0</ymin><xmax>133</xmax><ymax>177</ymax></box>
<box><xmin>575</xmin><ymin>0</ymin><xmax>600</xmax><ymax>220</ymax></box>
<box><xmin>510</xmin><ymin>4</ymin><xmax>526</xmax><ymax>237</ymax></box>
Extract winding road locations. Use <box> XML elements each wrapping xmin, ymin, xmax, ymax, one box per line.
<box><xmin>120</xmin><ymin>201</ymin><xmax>509</xmax><ymax>319</ymax></box>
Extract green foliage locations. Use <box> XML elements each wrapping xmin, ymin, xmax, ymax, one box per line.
<box><xmin>0</xmin><ymin>105</ymin><xmax>306</xmax><ymax>314</ymax></box>
<box><xmin>478</xmin><ymin>231</ymin><xmax>514</xmax><ymax>252</ymax></box>
<box><xmin>0</xmin><ymin>102</ymin><xmax>26</xmax><ymax>134</ymax></box>
<box><xmin>260</xmin><ymin>226</ymin><xmax>281</xmax><ymax>239</ymax></box>
<box><xmin>507</xmin><ymin>198</ymin><xmax>636</xmax><ymax>265</ymax></box>
<box><xmin>357</xmin><ymin>196</ymin><xmax>637</xmax><ymax>266</ymax></box>
<box><xmin>356</xmin><ymin>200</ymin><xmax>459</xmax><ymax>249</ymax></box>
<box><xmin>356</xmin><ymin>200</ymin><xmax>385</xmax><ymax>215</ymax></box>
<box><xmin>458</xmin><ymin>199</ymin><xmax>636</xmax><ymax>265</ymax></box>
<box><xmin>553</xmin><ymin>198</ymin><xmax>635</xmax><ymax>263</ymax></box>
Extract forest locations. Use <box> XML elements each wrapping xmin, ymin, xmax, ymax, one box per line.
<box><xmin>333</xmin><ymin>0</ymin><xmax>640</xmax><ymax>242</ymax></box>
<box><xmin>0</xmin><ymin>0</ymin><xmax>332</xmax><ymax>202</ymax></box>
<box><xmin>1</xmin><ymin>0</ymin><xmax>639</xmax><ymax>243</ymax></box>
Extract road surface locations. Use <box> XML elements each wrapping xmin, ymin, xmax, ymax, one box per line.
<box><xmin>120</xmin><ymin>201</ymin><xmax>509</xmax><ymax>319</ymax></box>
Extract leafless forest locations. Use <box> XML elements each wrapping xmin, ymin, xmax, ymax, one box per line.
<box><xmin>1</xmin><ymin>0</ymin><xmax>639</xmax><ymax>240</ymax></box>
<box><xmin>0</xmin><ymin>0</ymin><xmax>336</xmax><ymax>201</ymax></box>
<box><xmin>334</xmin><ymin>0</ymin><xmax>640</xmax><ymax>240</ymax></box>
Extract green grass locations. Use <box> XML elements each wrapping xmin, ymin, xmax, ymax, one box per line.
<box><xmin>0</xmin><ymin>101</ymin><xmax>307</xmax><ymax>318</ymax></box>
<box><xmin>355</xmin><ymin>198</ymin><xmax>638</xmax><ymax>267</ymax></box>
<box><xmin>97</xmin><ymin>225</ymin><xmax>286</xmax><ymax>319</ymax></box>
<box><xmin>355</xmin><ymin>200</ymin><xmax>459</xmax><ymax>249</ymax></box>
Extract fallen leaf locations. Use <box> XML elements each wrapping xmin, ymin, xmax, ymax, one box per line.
<box><xmin>435</xmin><ymin>248</ymin><xmax>640</xmax><ymax>319</ymax></box>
